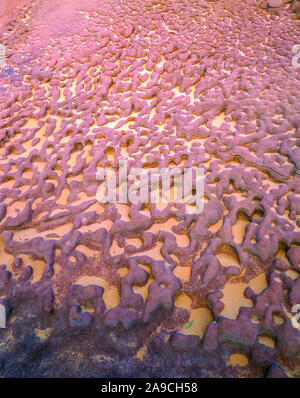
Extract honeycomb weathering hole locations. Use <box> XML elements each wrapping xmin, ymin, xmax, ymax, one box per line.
<box><xmin>0</xmin><ymin>0</ymin><xmax>299</xmax><ymax>378</ymax></box>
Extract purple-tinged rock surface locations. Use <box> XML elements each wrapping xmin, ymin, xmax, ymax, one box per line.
<box><xmin>0</xmin><ymin>0</ymin><xmax>299</xmax><ymax>378</ymax></box>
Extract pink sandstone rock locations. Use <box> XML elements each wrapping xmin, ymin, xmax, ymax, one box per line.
<box><xmin>0</xmin><ymin>0</ymin><xmax>298</xmax><ymax>378</ymax></box>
